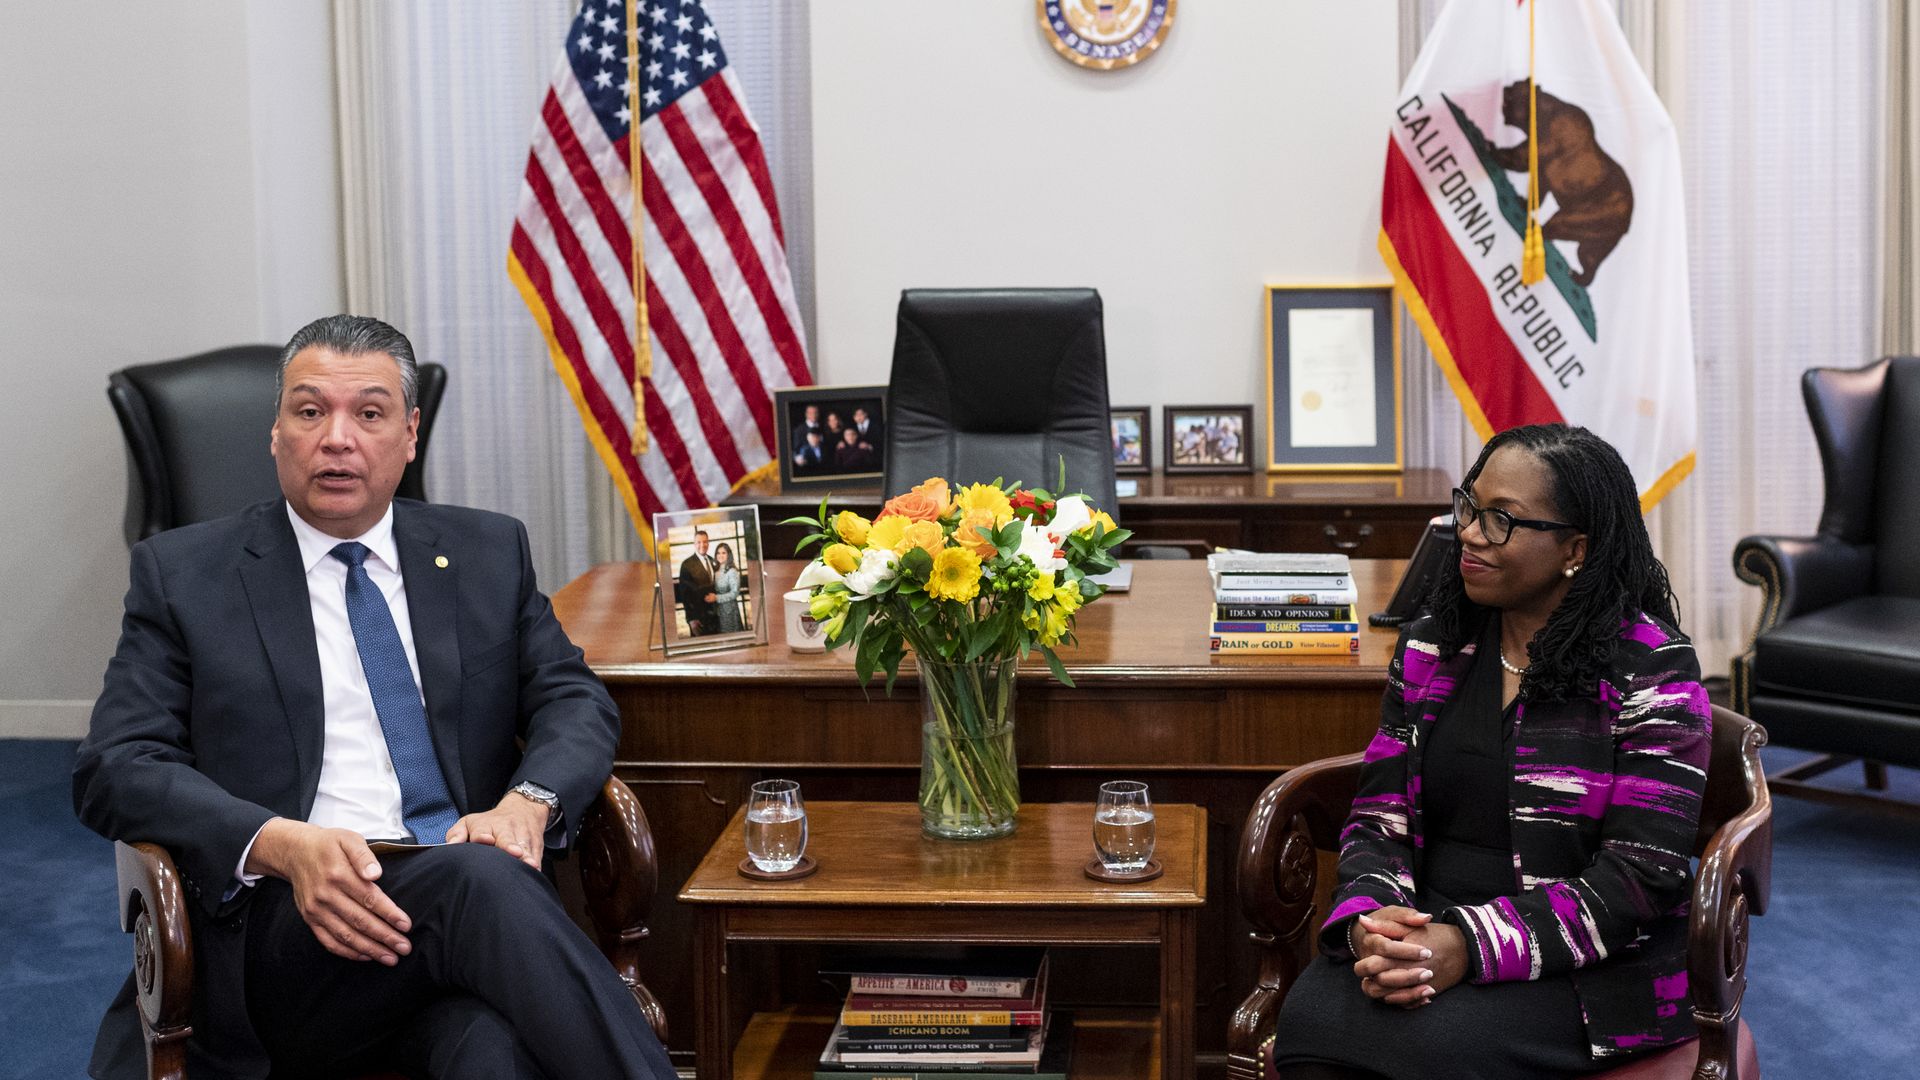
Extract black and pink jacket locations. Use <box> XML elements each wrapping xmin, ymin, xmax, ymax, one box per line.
<box><xmin>1323</xmin><ymin>612</ymin><xmax>1712</xmax><ymax>1058</ymax></box>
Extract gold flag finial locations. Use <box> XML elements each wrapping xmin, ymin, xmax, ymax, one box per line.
<box><xmin>1520</xmin><ymin>0</ymin><xmax>1547</xmax><ymax>285</ymax></box>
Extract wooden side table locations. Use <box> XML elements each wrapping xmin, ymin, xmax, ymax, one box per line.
<box><xmin>678</xmin><ymin>801</ymin><xmax>1207</xmax><ymax>1079</ymax></box>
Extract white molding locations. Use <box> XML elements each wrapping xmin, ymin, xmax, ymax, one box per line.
<box><xmin>0</xmin><ymin>700</ymin><xmax>94</xmax><ymax>740</ymax></box>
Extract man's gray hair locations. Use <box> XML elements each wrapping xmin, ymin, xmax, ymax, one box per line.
<box><xmin>276</xmin><ymin>314</ymin><xmax>419</xmax><ymax>412</ymax></box>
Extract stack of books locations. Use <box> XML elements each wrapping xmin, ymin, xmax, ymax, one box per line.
<box><xmin>816</xmin><ymin>951</ymin><xmax>1070</xmax><ymax>1079</ymax></box>
<box><xmin>1206</xmin><ymin>552</ymin><xmax>1359</xmax><ymax>655</ymax></box>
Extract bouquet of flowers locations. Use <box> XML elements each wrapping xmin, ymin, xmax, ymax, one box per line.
<box><xmin>783</xmin><ymin>475</ymin><xmax>1128</xmax><ymax>837</ymax></box>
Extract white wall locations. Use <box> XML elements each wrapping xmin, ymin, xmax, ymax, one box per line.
<box><xmin>0</xmin><ymin>0</ymin><xmax>341</xmax><ymax>738</ymax></box>
<box><xmin>809</xmin><ymin>2</ymin><xmax>1401</xmax><ymax>427</ymax></box>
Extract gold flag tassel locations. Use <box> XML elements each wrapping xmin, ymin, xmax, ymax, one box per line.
<box><xmin>1520</xmin><ymin>0</ymin><xmax>1547</xmax><ymax>285</ymax></box>
<box><xmin>626</xmin><ymin>0</ymin><xmax>653</xmax><ymax>455</ymax></box>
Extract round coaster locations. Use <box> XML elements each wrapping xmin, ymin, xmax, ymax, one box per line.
<box><xmin>1084</xmin><ymin>857</ymin><xmax>1163</xmax><ymax>884</ymax></box>
<box><xmin>737</xmin><ymin>854</ymin><xmax>818</xmax><ymax>881</ymax></box>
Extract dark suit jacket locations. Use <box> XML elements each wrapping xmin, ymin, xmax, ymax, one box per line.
<box><xmin>676</xmin><ymin>552</ymin><xmax>716</xmax><ymax>633</ymax></box>
<box><xmin>72</xmin><ymin>499</ymin><xmax>621</xmax><ymax>1080</ymax></box>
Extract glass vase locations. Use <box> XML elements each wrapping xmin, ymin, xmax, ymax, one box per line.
<box><xmin>916</xmin><ymin>654</ymin><xmax>1020</xmax><ymax>839</ymax></box>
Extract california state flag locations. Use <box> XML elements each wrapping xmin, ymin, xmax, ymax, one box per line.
<box><xmin>1382</xmin><ymin>0</ymin><xmax>1695</xmax><ymax>509</ymax></box>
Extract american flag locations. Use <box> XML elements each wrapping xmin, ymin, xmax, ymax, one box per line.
<box><xmin>508</xmin><ymin>0</ymin><xmax>810</xmax><ymax>539</ymax></box>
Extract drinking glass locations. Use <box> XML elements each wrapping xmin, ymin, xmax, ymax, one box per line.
<box><xmin>744</xmin><ymin>779</ymin><xmax>808</xmax><ymax>872</ymax></box>
<box><xmin>1094</xmin><ymin>780</ymin><xmax>1155</xmax><ymax>873</ymax></box>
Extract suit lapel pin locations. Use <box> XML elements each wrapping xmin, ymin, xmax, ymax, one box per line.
<box><xmin>435</xmin><ymin>555</ymin><xmax>450</xmax><ymax>568</ymax></box>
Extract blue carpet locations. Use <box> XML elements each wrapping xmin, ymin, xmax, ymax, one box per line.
<box><xmin>3</xmin><ymin>740</ymin><xmax>1915</xmax><ymax>1078</ymax></box>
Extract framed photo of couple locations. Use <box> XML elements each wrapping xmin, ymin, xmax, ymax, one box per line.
<box><xmin>774</xmin><ymin>384</ymin><xmax>887</xmax><ymax>490</ymax></box>
<box><xmin>650</xmin><ymin>505</ymin><xmax>769</xmax><ymax>657</ymax></box>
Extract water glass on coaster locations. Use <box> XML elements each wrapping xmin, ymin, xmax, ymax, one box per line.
<box><xmin>740</xmin><ymin>779</ymin><xmax>816</xmax><ymax>879</ymax></box>
<box><xmin>1087</xmin><ymin>780</ymin><xmax>1161</xmax><ymax>882</ymax></box>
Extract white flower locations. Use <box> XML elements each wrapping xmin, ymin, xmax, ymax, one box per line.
<box><xmin>842</xmin><ymin>547</ymin><xmax>899</xmax><ymax>597</ymax></box>
<box><xmin>1045</xmin><ymin>494</ymin><xmax>1092</xmax><ymax>544</ymax></box>
<box><xmin>793</xmin><ymin>558</ymin><xmax>844</xmax><ymax>590</ymax></box>
<box><xmin>1014</xmin><ymin>520</ymin><xmax>1066</xmax><ymax>573</ymax></box>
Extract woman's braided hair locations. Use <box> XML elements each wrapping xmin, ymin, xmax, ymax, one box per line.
<box><xmin>1428</xmin><ymin>424</ymin><xmax>1679</xmax><ymax>703</ymax></box>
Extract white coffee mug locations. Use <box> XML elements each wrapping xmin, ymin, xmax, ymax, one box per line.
<box><xmin>784</xmin><ymin>588</ymin><xmax>827</xmax><ymax>652</ymax></box>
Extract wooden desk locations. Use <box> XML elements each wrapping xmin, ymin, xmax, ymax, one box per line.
<box><xmin>729</xmin><ymin>468</ymin><xmax>1451</xmax><ymax>561</ymax></box>
<box><xmin>553</xmin><ymin>558</ymin><xmax>1404</xmax><ymax>1075</ymax></box>
<box><xmin>679</xmin><ymin>801</ymin><xmax>1207</xmax><ymax>1079</ymax></box>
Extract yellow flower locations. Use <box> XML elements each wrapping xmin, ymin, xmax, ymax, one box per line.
<box><xmin>1027</xmin><ymin>572</ymin><xmax>1056</xmax><ymax>602</ymax></box>
<box><xmin>833</xmin><ymin>510</ymin><xmax>871</xmax><ymax>546</ymax></box>
<box><xmin>1041</xmin><ymin>602</ymin><xmax>1072</xmax><ymax>646</ymax></box>
<box><xmin>1056</xmin><ymin>580</ymin><xmax>1085</xmax><ymax>615</ymax></box>
<box><xmin>900</xmin><ymin>519</ymin><xmax>946</xmax><ymax>559</ymax></box>
<box><xmin>956</xmin><ymin>507</ymin><xmax>1000</xmax><ymax>558</ymax></box>
<box><xmin>1079</xmin><ymin>509</ymin><xmax>1118</xmax><ymax>537</ymax></box>
<box><xmin>954</xmin><ymin>482</ymin><xmax>1013</xmax><ymax>523</ymax></box>
<box><xmin>821</xmin><ymin>543</ymin><xmax>860</xmax><ymax>575</ymax></box>
<box><xmin>927</xmin><ymin>546</ymin><xmax>982</xmax><ymax>603</ymax></box>
<box><xmin>865</xmin><ymin>514</ymin><xmax>908</xmax><ymax>553</ymax></box>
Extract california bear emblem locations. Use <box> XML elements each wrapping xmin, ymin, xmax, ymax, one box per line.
<box><xmin>1493</xmin><ymin>82</ymin><xmax>1633</xmax><ymax>288</ymax></box>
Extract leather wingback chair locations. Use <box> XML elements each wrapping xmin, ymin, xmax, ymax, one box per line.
<box><xmin>1231</xmin><ymin>706</ymin><xmax>1771</xmax><ymax>1080</ymax></box>
<box><xmin>108</xmin><ymin>346</ymin><xmax>448</xmax><ymax>544</ymax></box>
<box><xmin>882</xmin><ymin>289</ymin><xmax>1118</xmax><ymax>512</ymax></box>
<box><xmin>1733</xmin><ymin>356</ymin><xmax>1920</xmax><ymax>814</ymax></box>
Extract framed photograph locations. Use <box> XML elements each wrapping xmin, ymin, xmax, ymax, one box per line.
<box><xmin>1264</xmin><ymin>284</ymin><xmax>1403</xmax><ymax>472</ymax></box>
<box><xmin>651</xmin><ymin>505</ymin><xmax>769</xmax><ymax>656</ymax></box>
<box><xmin>1163</xmin><ymin>405</ymin><xmax>1254</xmax><ymax>474</ymax></box>
<box><xmin>1108</xmin><ymin>406</ymin><xmax>1152</xmax><ymax>475</ymax></box>
<box><xmin>775</xmin><ymin>384</ymin><xmax>887</xmax><ymax>489</ymax></box>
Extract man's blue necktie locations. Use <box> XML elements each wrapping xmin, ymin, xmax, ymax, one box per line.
<box><xmin>330</xmin><ymin>542</ymin><xmax>460</xmax><ymax>844</ymax></box>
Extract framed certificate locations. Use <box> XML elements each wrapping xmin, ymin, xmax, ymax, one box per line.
<box><xmin>1263</xmin><ymin>284</ymin><xmax>1403</xmax><ymax>472</ymax></box>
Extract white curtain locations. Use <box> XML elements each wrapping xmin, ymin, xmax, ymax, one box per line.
<box><xmin>335</xmin><ymin>0</ymin><xmax>814</xmax><ymax>586</ymax></box>
<box><xmin>1660</xmin><ymin>2</ymin><xmax>1884</xmax><ymax>675</ymax></box>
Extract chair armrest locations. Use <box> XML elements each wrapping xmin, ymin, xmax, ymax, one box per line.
<box><xmin>115</xmin><ymin>841</ymin><xmax>194</xmax><ymax>1069</ymax></box>
<box><xmin>1686</xmin><ymin>722</ymin><xmax>1772</xmax><ymax>1079</ymax></box>
<box><xmin>1227</xmin><ymin>754</ymin><xmax>1364</xmax><ymax>1080</ymax></box>
<box><xmin>576</xmin><ymin>777</ymin><xmax>666</xmax><ymax>1041</ymax></box>
<box><xmin>1732</xmin><ymin>535</ymin><xmax>1874</xmax><ymax>630</ymax></box>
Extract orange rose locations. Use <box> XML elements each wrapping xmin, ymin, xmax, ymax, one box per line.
<box><xmin>955</xmin><ymin>507</ymin><xmax>1000</xmax><ymax>558</ymax></box>
<box><xmin>900</xmin><ymin>519</ymin><xmax>946</xmax><ymax>559</ymax></box>
<box><xmin>879</xmin><ymin>488</ymin><xmax>947</xmax><ymax>523</ymax></box>
<box><xmin>911</xmin><ymin>477</ymin><xmax>953</xmax><ymax>513</ymax></box>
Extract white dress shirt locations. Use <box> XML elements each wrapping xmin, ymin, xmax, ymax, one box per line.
<box><xmin>233</xmin><ymin>503</ymin><xmax>423</xmax><ymax>885</ymax></box>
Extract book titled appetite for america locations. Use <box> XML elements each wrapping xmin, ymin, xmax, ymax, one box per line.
<box><xmin>835</xmin><ymin>948</ymin><xmax>1043</xmax><ymax>1000</ymax></box>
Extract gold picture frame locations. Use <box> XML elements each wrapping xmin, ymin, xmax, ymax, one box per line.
<box><xmin>1263</xmin><ymin>284</ymin><xmax>1404</xmax><ymax>473</ymax></box>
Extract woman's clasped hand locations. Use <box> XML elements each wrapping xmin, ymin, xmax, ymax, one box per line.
<box><xmin>1349</xmin><ymin>908</ymin><xmax>1468</xmax><ymax>1007</ymax></box>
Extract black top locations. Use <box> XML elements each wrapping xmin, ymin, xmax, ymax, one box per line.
<box><xmin>1418</xmin><ymin>619</ymin><xmax>1517</xmax><ymax>910</ymax></box>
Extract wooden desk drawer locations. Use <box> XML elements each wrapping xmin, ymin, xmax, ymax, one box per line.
<box><xmin>1255</xmin><ymin>512</ymin><xmax>1431</xmax><ymax>559</ymax></box>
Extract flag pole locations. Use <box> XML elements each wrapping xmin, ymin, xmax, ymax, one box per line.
<box><xmin>626</xmin><ymin>0</ymin><xmax>652</xmax><ymax>455</ymax></box>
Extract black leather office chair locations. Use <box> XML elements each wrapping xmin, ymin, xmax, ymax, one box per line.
<box><xmin>882</xmin><ymin>288</ymin><xmax>1118</xmax><ymax>513</ymax></box>
<box><xmin>1733</xmin><ymin>355</ymin><xmax>1920</xmax><ymax>815</ymax></box>
<box><xmin>108</xmin><ymin>346</ymin><xmax>448</xmax><ymax>543</ymax></box>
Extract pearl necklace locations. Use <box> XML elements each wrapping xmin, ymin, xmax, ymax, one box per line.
<box><xmin>1498</xmin><ymin>649</ymin><xmax>1528</xmax><ymax>676</ymax></box>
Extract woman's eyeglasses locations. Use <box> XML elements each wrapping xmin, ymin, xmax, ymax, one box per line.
<box><xmin>1451</xmin><ymin>487</ymin><xmax>1575</xmax><ymax>546</ymax></box>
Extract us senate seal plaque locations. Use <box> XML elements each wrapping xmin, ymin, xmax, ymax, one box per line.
<box><xmin>1037</xmin><ymin>0</ymin><xmax>1176</xmax><ymax>71</ymax></box>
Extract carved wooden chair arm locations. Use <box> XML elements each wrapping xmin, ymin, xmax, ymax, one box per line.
<box><xmin>1685</xmin><ymin>723</ymin><xmax>1772</xmax><ymax>1080</ymax></box>
<box><xmin>115</xmin><ymin>840</ymin><xmax>194</xmax><ymax>1080</ymax></box>
<box><xmin>1227</xmin><ymin>753</ymin><xmax>1364</xmax><ymax>1080</ymax></box>
<box><xmin>577</xmin><ymin>776</ymin><xmax>667</xmax><ymax>1041</ymax></box>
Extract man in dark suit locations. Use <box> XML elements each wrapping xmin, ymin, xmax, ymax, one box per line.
<box><xmin>675</xmin><ymin>530</ymin><xmax>718</xmax><ymax>636</ymax></box>
<box><xmin>791</xmin><ymin>430</ymin><xmax>827</xmax><ymax>475</ymax></box>
<box><xmin>851</xmin><ymin>405</ymin><xmax>883</xmax><ymax>449</ymax></box>
<box><xmin>73</xmin><ymin>316</ymin><xmax>674</xmax><ymax>1080</ymax></box>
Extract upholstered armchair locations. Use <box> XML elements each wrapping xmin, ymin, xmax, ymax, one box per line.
<box><xmin>1733</xmin><ymin>356</ymin><xmax>1920</xmax><ymax>814</ymax></box>
<box><xmin>108</xmin><ymin>347</ymin><xmax>448</xmax><ymax>544</ymax></box>
<box><xmin>881</xmin><ymin>288</ymin><xmax>1118</xmax><ymax>512</ymax></box>
<box><xmin>113</xmin><ymin>778</ymin><xmax>665</xmax><ymax>1080</ymax></box>
<box><xmin>1230</xmin><ymin>706</ymin><xmax>1771</xmax><ymax>1080</ymax></box>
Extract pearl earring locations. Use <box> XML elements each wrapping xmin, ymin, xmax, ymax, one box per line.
<box><xmin>1563</xmin><ymin>565</ymin><xmax>1581</xmax><ymax>578</ymax></box>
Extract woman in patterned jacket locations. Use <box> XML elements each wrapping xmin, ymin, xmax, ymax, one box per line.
<box><xmin>1268</xmin><ymin>424</ymin><xmax>1712</xmax><ymax>1080</ymax></box>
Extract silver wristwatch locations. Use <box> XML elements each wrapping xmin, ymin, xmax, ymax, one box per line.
<box><xmin>511</xmin><ymin>781</ymin><xmax>561</xmax><ymax>826</ymax></box>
